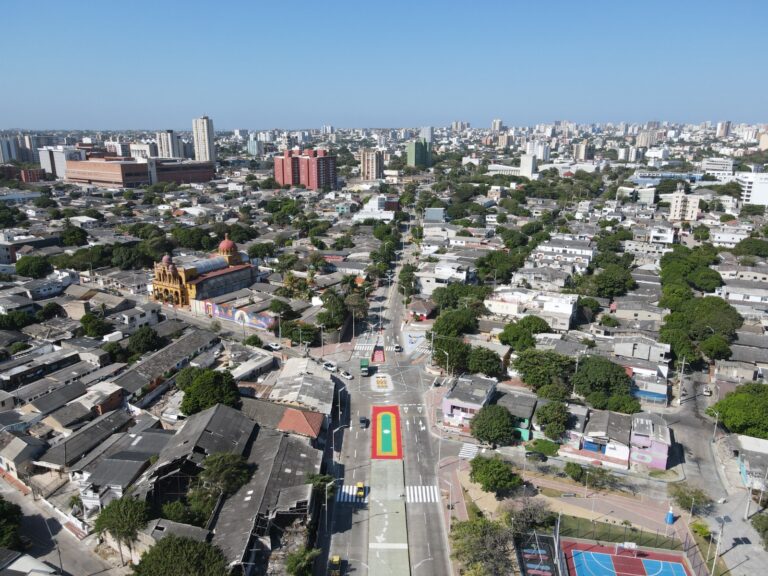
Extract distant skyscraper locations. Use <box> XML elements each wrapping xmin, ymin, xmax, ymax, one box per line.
<box><xmin>157</xmin><ymin>130</ymin><xmax>181</xmax><ymax>158</ymax></box>
<box><xmin>321</xmin><ymin>124</ymin><xmax>335</xmax><ymax>135</ymax></box>
<box><xmin>274</xmin><ymin>149</ymin><xmax>337</xmax><ymax>190</ymax></box>
<box><xmin>572</xmin><ymin>142</ymin><xmax>594</xmax><ymax>161</ymax></box>
<box><xmin>246</xmin><ymin>135</ymin><xmax>263</xmax><ymax>156</ymax></box>
<box><xmin>0</xmin><ymin>138</ymin><xmax>18</xmax><ymax>163</ymax></box>
<box><xmin>491</xmin><ymin>118</ymin><xmax>504</xmax><ymax>132</ymax></box>
<box><xmin>192</xmin><ymin>116</ymin><xmax>216</xmax><ymax>162</ymax></box>
<box><xmin>535</xmin><ymin>142</ymin><xmax>550</xmax><ymax>162</ymax></box>
<box><xmin>520</xmin><ymin>154</ymin><xmax>537</xmax><ymax>179</ymax></box>
<box><xmin>716</xmin><ymin>121</ymin><xmax>731</xmax><ymax>139</ymax></box>
<box><xmin>360</xmin><ymin>148</ymin><xmax>384</xmax><ymax>180</ymax></box>
<box><xmin>419</xmin><ymin>126</ymin><xmax>434</xmax><ymax>143</ymax></box>
<box><xmin>406</xmin><ymin>139</ymin><xmax>432</xmax><ymax>168</ymax></box>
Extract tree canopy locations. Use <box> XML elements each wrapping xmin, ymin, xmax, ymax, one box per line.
<box><xmin>535</xmin><ymin>401</ymin><xmax>569</xmax><ymax>440</ymax></box>
<box><xmin>470</xmin><ymin>405</ymin><xmax>517</xmax><ymax>446</ymax></box>
<box><xmin>132</xmin><ymin>536</ymin><xmax>229</xmax><ymax>576</ymax></box>
<box><xmin>0</xmin><ymin>497</ymin><xmax>22</xmax><ymax>549</ymax></box>
<box><xmin>450</xmin><ymin>516</ymin><xmax>515</xmax><ymax>576</ymax></box>
<box><xmin>513</xmin><ymin>349</ymin><xmax>574</xmax><ymax>391</ymax></box>
<box><xmin>180</xmin><ymin>369</ymin><xmax>240</xmax><ymax>415</ymax></box>
<box><xmin>95</xmin><ymin>497</ymin><xmax>148</xmax><ymax>565</ymax></box>
<box><xmin>199</xmin><ymin>453</ymin><xmax>251</xmax><ymax>496</ymax></box>
<box><xmin>14</xmin><ymin>255</ymin><xmax>52</xmax><ymax>279</ymax></box>
<box><xmin>708</xmin><ymin>383</ymin><xmax>768</xmax><ymax>439</ymax></box>
<box><xmin>499</xmin><ymin>316</ymin><xmax>551</xmax><ymax>351</ymax></box>
<box><xmin>469</xmin><ymin>455</ymin><xmax>522</xmax><ymax>496</ymax></box>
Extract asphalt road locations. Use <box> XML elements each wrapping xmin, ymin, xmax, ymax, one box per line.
<box><xmin>326</xmin><ymin>242</ymin><xmax>451</xmax><ymax>576</ymax></box>
<box><xmin>0</xmin><ymin>482</ymin><xmax>121</xmax><ymax>576</ymax></box>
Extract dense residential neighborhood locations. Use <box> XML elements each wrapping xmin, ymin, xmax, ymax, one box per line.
<box><xmin>0</xmin><ymin>115</ymin><xmax>768</xmax><ymax>575</ymax></box>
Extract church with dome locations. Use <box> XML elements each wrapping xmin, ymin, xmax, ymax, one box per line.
<box><xmin>150</xmin><ymin>235</ymin><xmax>256</xmax><ymax>307</ymax></box>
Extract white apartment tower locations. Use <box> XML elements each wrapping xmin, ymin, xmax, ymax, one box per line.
<box><xmin>360</xmin><ymin>148</ymin><xmax>384</xmax><ymax>181</ymax></box>
<box><xmin>491</xmin><ymin>118</ymin><xmax>504</xmax><ymax>132</ymax></box>
<box><xmin>157</xmin><ymin>130</ymin><xmax>181</xmax><ymax>158</ymax></box>
<box><xmin>192</xmin><ymin>116</ymin><xmax>216</xmax><ymax>162</ymax></box>
<box><xmin>669</xmin><ymin>185</ymin><xmax>699</xmax><ymax>222</ymax></box>
<box><xmin>716</xmin><ymin>121</ymin><xmax>731</xmax><ymax>139</ymax></box>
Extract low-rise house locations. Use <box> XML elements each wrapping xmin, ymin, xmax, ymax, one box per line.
<box><xmin>511</xmin><ymin>267</ymin><xmax>571</xmax><ymax>291</ymax></box>
<box><xmin>716</xmin><ymin>279</ymin><xmax>768</xmax><ymax>305</ymax></box>
<box><xmin>564</xmin><ymin>410</ymin><xmax>633</xmax><ymax>470</ymax></box>
<box><xmin>0</xmin><ymin>431</ymin><xmax>47</xmax><ymax>484</ymax></box>
<box><xmin>441</xmin><ymin>375</ymin><xmax>497</xmax><ymax>432</ymax></box>
<box><xmin>725</xmin><ymin>435</ymin><xmax>768</xmax><ymax>491</ymax></box>
<box><xmin>629</xmin><ymin>413</ymin><xmax>671</xmax><ymax>470</ymax></box>
<box><xmin>495</xmin><ymin>390</ymin><xmax>537</xmax><ymax>441</ymax></box>
<box><xmin>407</xmin><ymin>297</ymin><xmax>436</xmax><ymax>321</ymax></box>
<box><xmin>610</xmin><ymin>298</ymin><xmax>668</xmax><ymax>324</ymax></box>
<box><xmin>0</xmin><ymin>548</ymin><xmax>57</xmax><ymax>575</ymax></box>
<box><xmin>415</xmin><ymin>260</ymin><xmax>476</xmax><ymax>296</ymax></box>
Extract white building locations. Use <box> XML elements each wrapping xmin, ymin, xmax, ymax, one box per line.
<box><xmin>192</xmin><ymin>115</ymin><xmax>216</xmax><ymax>163</ymax></box>
<box><xmin>38</xmin><ymin>146</ymin><xmax>86</xmax><ymax>180</ymax></box>
<box><xmin>669</xmin><ymin>190</ymin><xmax>699</xmax><ymax>222</ymax></box>
<box><xmin>701</xmin><ymin>157</ymin><xmax>734</xmax><ymax>177</ymax></box>
<box><xmin>129</xmin><ymin>143</ymin><xmax>157</xmax><ymax>159</ymax></box>
<box><xmin>710</xmin><ymin>226</ymin><xmax>752</xmax><ymax>248</ymax></box>
<box><xmin>415</xmin><ymin>260</ymin><xmax>474</xmax><ymax>296</ymax></box>
<box><xmin>0</xmin><ymin>138</ymin><xmax>18</xmax><ymax>163</ymax></box>
<box><xmin>156</xmin><ymin>130</ymin><xmax>181</xmax><ymax>158</ymax></box>
<box><xmin>483</xmin><ymin>288</ymin><xmax>578</xmax><ymax>331</ymax></box>
<box><xmin>735</xmin><ymin>172</ymin><xmax>768</xmax><ymax>206</ymax></box>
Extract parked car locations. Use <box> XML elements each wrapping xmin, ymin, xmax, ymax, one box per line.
<box><xmin>356</xmin><ymin>482</ymin><xmax>366</xmax><ymax>498</ymax></box>
<box><xmin>394</xmin><ymin>344</ymin><xmax>403</xmax><ymax>352</ymax></box>
<box><xmin>266</xmin><ymin>342</ymin><xmax>282</xmax><ymax>351</ymax></box>
<box><xmin>323</xmin><ymin>361</ymin><xmax>337</xmax><ymax>372</ymax></box>
<box><xmin>339</xmin><ymin>369</ymin><xmax>353</xmax><ymax>380</ymax></box>
<box><xmin>359</xmin><ymin>416</ymin><xmax>369</xmax><ymax>429</ymax></box>
<box><xmin>525</xmin><ymin>451</ymin><xmax>547</xmax><ymax>462</ymax></box>
<box><xmin>702</xmin><ymin>387</ymin><xmax>712</xmax><ymax>396</ymax></box>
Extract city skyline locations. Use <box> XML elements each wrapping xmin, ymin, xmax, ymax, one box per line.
<box><xmin>1</xmin><ymin>0</ymin><xmax>766</xmax><ymax>129</ymax></box>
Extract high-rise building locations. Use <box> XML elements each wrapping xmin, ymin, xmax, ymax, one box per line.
<box><xmin>273</xmin><ymin>149</ymin><xmax>337</xmax><ymax>190</ymax></box>
<box><xmin>636</xmin><ymin>131</ymin><xmax>657</xmax><ymax>148</ymax></box>
<box><xmin>406</xmin><ymin>139</ymin><xmax>432</xmax><ymax>168</ymax></box>
<box><xmin>0</xmin><ymin>138</ymin><xmax>18</xmax><ymax>163</ymax></box>
<box><xmin>535</xmin><ymin>142</ymin><xmax>550</xmax><ymax>162</ymax></box>
<box><xmin>419</xmin><ymin>126</ymin><xmax>434</xmax><ymax>143</ymax></box>
<box><xmin>572</xmin><ymin>142</ymin><xmax>594</xmax><ymax>161</ymax></box>
<box><xmin>491</xmin><ymin>119</ymin><xmax>504</xmax><ymax>132</ymax></box>
<box><xmin>192</xmin><ymin>116</ymin><xmax>216</xmax><ymax>162</ymax></box>
<box><xmin>157</xmin><ymin>130</ymin><xmax>182</xmax><ymax>158</ymax></box>
<box><xmin>735</xmin><ymin>173</ymin><xmax>768</xmax><ymax>206</ymax></box>
<box><xmin>716</xmin><ymin>121</ymin><xmax>731</xmax><ymax>139</ymax></box>
<box><xmin>759</xmin><ymin>133</ymin><xmax>768</xmax><ymax>152</ymax></box>
<box><xmin>321</xmin><ymin>125</ymin><xmax>335</xmax><ymax>135</ymax></box>
<box><xmin>520</xmin><ymin>154</ymin><xmax>537</xmax><ymax>179</ymax></box>
<box><xmin>246</xmin><ymin>136</ymin><xmax>263</xmax><ymax>157</ymax></box>
<box><xmin>360</xmin><ymin>148</ymin><xmax>384</xmax><ymax>180</ymax></box>
<box><xmin>129</xmin><ymin>143</ymin><xmax>158</xmax><ymax>159</ymax></box>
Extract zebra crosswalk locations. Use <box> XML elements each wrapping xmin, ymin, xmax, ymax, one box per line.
<box><xmin>406</xmin><ymin>485</ymin><xmax>440</xmax><ymax>503</ymax></box>
<box><xmin>458</xmin><ymin>443</ymin><xmax>479</xmax><ymax>460</ymax></box>
<box><xmin>336</xmin><ymin>485</ymin><xmax>368</xmax><ymax>504</ymax></box>
<box><xmin>353</xmin><ymin>343</ymin><xmax>399</xmax><ymax>352</ymax></box>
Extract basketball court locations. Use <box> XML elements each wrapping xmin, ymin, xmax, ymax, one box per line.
<box><xmin>563</xmin><ymin>540</ymin><xmax>692</xmax><ymax>576</ymax></box>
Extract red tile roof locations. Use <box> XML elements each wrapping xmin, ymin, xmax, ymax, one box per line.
<box><xmin>277</xmin><ymin>408</ymin><xmax>324</xmax><ymax>438</ymax></box>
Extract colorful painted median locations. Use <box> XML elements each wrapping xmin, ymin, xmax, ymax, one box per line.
<box><xmin>371</xmin><ymin>405</ymin><xmax>403</xmax><ymax>460</ymax></box>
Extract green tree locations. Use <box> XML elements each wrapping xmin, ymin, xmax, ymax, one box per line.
<box><xmin>470</xmin><ymin>405</ymin><xmax>517</xmax><ymax>446</ymax></box>
<box><xmin>247</xmin><ymin>242</ymin><xmax>276</xmax><ymax>260</ymax></box>
<box><xmin>80</xmin><ymin>313</ymin><xmax>112</xmax><ymax>337</ymax></box>
<box><xmin>752</xmin><ymin>514</ymin><xmax>768</xmax><ymax>550</ymax></box>
<box><xmin>128</xmin><ymin>326</ymin><xmax>164</xmax><ymax>356</ymax></box>
<box><xmin>535</xmin><ymin>401</ymin><xmax>569</xmax><ymax>440</ymax></box>
<box><xmin>700</xmin><ymin>334</ymin><xmax>732</xmax><ymax>361</ymax></box>
<box><xmin>243</xmin><ymin>334</ymin><xmax>263</xmax><ymax>347</ymax></box>
<box><xmin>94</xmin><ymin>497</ymin><xmax>148</xmax><ymax>565</ymax></box>
<box><xmin>398</xmin><ymin>263</ymin><xmax>418</xmax><ymax>297</ymax></box>
<box><xmin>668</xmin><ymin>483</ymin><xmax>712</xmax><ymax>516</ymax></box>
<box><xmin>594</xmin><ymin>264</ymin><xmax>636</xmax><ymax>298</ymax></box>
<box><xmin>688</xmin><ymin>267</ymin><xmax>722</xmax><ymax>292</ymax></box>
<box><xmin>199</xmin><ymin>453</ymin><xmax>251</xmax><ymax>496</ymax></box>
<box><xmin>733</xmin><ymin>237</ymin><xmax>768</xmax><ymax>258</ymax></box>
<box><xmin>61</xmin><ymin>224</ymin><xmax>89</xmax><ymax>247</ymax></box>
<box><xmin>467</xmin><ymin>347</ymin><xmax>503</xmax><ymax>378</ymax></box>
<box><xmin>499</xmin><ymin>316</ymin><xmax>551</xmax><ymax>351</ymax></box>
<box><xmin>432</xmin><ymin>338</ymin><xmax>471</xmax><ymax>374</ymax></box>
<box><xmin>0</xmin><ymin>496</ymin><xmax>22</xmax><ymax>549</ymax></box>
<box><xmin>132</xmin><ymin>535</ymin><xmax>229</xmax><ymax>576</ymax></box>
<box><xmin>572</xmin><ymin>356</ymin><xmax>632</xmax><ymax>398</ymax></box>
<box><xmin>450</xmin><ymin>517</ymin><xmax>515</xmax><ymax>576</ymax></box>
<box><xmin>180</xmin><ymin>370</ymin><xmax>240</xmax><ymax>415</ymax></box>
<box><xmin>707</xmin><ymin>383</ymin><xmax>768</xmax><ymax>439</ymax></box>
<box><xmin>513</xmin><ymin>349</ymin><xmax>574</xmax><ymax>391</ymax></box>
<box><xmin>285</xmin><ymin>546</ymin><xmax>321</xmax><ymax>576</ymax></box>
<box><xmin>14</xmin><ymin>255</ymin><xmax>52</xmax><ymax>279</ymax></box>
<box><xmin>432</xmin><ymin>308</ymin><xmax>478</xmax><ymax>337</ymax></box>
<box><xmin>564</xmin><ymin>462</ymin><xmax>584</xmax><ymax>483</ymax></box>
<box><xmin>606</xmin><ymin>395</ymin><xmax>642</xmax><ymax>414</ymax></box>
<box><xmin>469</xmin><ymin>455</ymin><xmax>522</xmax><ymax>496</ymax></box>
<box><xmin>692</xmin><ymin>225</ymin><xmax>710</xmax><ymax>241</ymax></box>
<box><xmin>175</xmin><ymin>366</ymin><xmax>203</xmax><ymax>391</ymax></box>
<box><xmin>35</xmin><ymin>302</ymin><xmax>64</xmax><ymax>322</ymax></box>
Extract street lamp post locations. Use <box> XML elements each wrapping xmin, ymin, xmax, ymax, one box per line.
<box><xmin>331</xmin><ymin>424</ymin><xmax>349</xmax><ymax>475</ymax></box>
<box><xmin>441</xmin><ymin>349</ymin><xmax>450</xmax><ymax>376</ymax></box>
<box><xmin>584</xmin><ymin>470</ymin><xmax>590</xmax><ymax>500</ymax></box>
<box><xmin>324</xmin><ymin>480</ymin><xmax>335</xmax><ymax>534</ymax></box>
<box><xmin>319</xmin><ymin>324</ymin><xmax>325</xmax><ymax>358</ymax></box>
<box><xmin>712</xmin><ymin>411</ymin><xmax>719</xmax><ymax>443</ymax></box>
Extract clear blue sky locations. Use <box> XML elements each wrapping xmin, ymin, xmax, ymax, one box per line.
<box><xmin>1</xmin><ymin>0</ymin><xmax>765</xmax><ymax>130</ymax></box>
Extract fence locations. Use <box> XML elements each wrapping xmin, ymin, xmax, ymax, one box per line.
<box><xmin>680</xmin><ymin>524</ymin><xmax>715</xmax><ymax>576</ymax></box>
<box><xmin>558</xmin><ymin>515</ymin><xmax>683</xmax><ymax>551</ymax></box>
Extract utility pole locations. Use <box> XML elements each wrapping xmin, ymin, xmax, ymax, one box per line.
<box><xmin>712</xmin><ymin>411</ymin><xmax>719</xmax><ymax>443</ymax></box>
<box><xmin>677</xmin><ymin>355</ymin><xmax>686</xmax><ymax>406</ymax></box>
<box><xmin>711</xmin><ymin>522</ymin><xmax>722</xmax><ymax>575</ymax></box>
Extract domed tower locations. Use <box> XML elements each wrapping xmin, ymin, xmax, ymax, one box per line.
<box><xmin>217</xmin><ymin>234</ymin><xmax>241</xmax><ymax>266</ymax></box>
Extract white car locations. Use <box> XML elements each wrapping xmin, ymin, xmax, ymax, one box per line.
<box><xmin>323</xmin><ymin>361</ymin><xmax>337</xmax><ymax>372</ymax></box>
<box><xmin>339</xmin><ymin>370</ymin><xmax>353</xmax><ymax>380</ymax></box>
<box><xmin>266</xmin><ymin>342</ymin><xmax>282</xmax><ymax>351</ymax></box>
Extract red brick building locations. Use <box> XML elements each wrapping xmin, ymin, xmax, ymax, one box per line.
<box><xmin>20</xmin><ymin>168</ymin><xmax>46</xmax><ymax>183</ymax></box>
<box><xmin>274</xmin><ymin>149</ymin><xmax>337</xmax><ymax>190</ymax></box>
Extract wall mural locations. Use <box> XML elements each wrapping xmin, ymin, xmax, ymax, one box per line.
<box><xmin>204</xmin><ymin>301</ymin><xmax>275</xmax><ymax>330</ymax></box>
